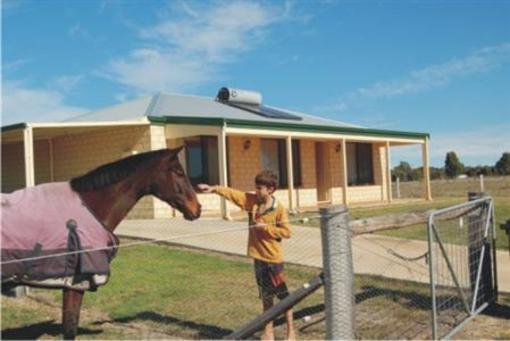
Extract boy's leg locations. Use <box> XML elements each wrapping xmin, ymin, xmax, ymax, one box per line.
<box><xmin>272</xmin><ymin>268</ymin><xmax>295</xmax><ymax>341</ymax></box>
<box><xmin>261</xmin><ymin>296</ymin><xmax>274</xmax><ymax>341</ymax></box>
<box><xmin>255</xmin><ymin>260</ymin><xmax>276</xmax><ymax>340</ymax></box>
<box><xmin>285</xmin><ymin>308</ymin><xmax>295</xmax><ymax>340</ymax></box>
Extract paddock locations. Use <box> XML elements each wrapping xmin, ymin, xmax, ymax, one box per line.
<box><xmin>3</xmin><ymin>195</ymin><xmax>507</xmax><ymax>340</ymax></box>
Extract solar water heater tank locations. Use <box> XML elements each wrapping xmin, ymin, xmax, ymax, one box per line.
<box><xmin>216</xmin><ymin>87</ymin><xmax>263</xmax><ymax>106</ymax></box>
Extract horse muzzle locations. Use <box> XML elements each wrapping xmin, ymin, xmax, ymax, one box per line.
<box><xmin>174</xmin><ymin>200</ymin><xmax>201</xmax><ymax>220</ymax></box>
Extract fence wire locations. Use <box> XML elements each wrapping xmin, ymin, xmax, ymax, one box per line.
<box><xmin>428</xmin><ymin>198</ymin><xmax>495</xmax><ymax>339</ymax></box>
<box><xmin>2</xmin><ymin>200</ymin><xmax>496</xmax><ymax>340</ymax></box>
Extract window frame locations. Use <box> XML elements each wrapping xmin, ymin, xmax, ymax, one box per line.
<box><xmin>261</xmin><ymin>138</ymin><xmax>302</xmax><ymax>189</ymax></box>
<box><xmin>346</xmin><ymin>142</ymin><xmax>374</xmax><ymax>186</ymax></box>
<box><xmin>184</xmin><ymin>136</ymin><xmax>219</xmax><ymax>186</ymax></box>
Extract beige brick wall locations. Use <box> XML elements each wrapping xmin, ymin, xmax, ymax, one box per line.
<box><xmin>328</xmin><ymin>141</ymin><xmax>346</xmax><ymax>204</ymax></box>
<box><xmin>150</xmin><ymin>125</ymin><xmax>167</xmax><ymax>150</ymax></box>
<box><xmin>197</xmin><ymin>193</ymin><xmax>224</xmax><ymax>214</ymax></box>
<box><xmin>345</xmin><ymin>142</ymin><xmax>387</xmax><ymax>203</ymax></box>
<box><xmin>299</xmin><ymin>140</ymin><xmax>317</xmax><ymax>189</ymax></box>
<box><xmin>295</xmin><ymin>188</ymin><xmax>317</xmax><ymax>207</ymax></box>
<box><xmin>228</xmin><ymin>136</ymin><xmax>261</xmax><ymax>191</ymax></box>
<box><xmin>150</xmin><ymin>125</ymin><xmax>174</xmax><ymax>219</ymax></box>
<box><xmin>373</xmin><ymin>143</ymin><xmax>388</xmax><ymax>201</ymax></box>
<box><xmin>296</xmin><ymin>140</ymin><xmax>318</xmax><ymax>207</ymax></box>
<box><xmin>348</xmin><ymin>185</ymin><xmax>384</xmax><ymax>203</ymax></box>
<box><xmin>52</xmin><ymin>126</ymin><xmax>151</xmax><ymax>181</ymax></box>
<box><xmin>1</xmin><ymin>126</ymin><xmax>159</xmax><ymax>218</ymax></box>
<box><xmin>1</xmin><ymin>142</ymin><xmax>25</xmax><ymax>193</ymax></box>
<box><xmin>51</xmin><ymin>125</ymin><xmax>154</xmax><ymax>219</ymax></box>
<box><xmin>331</xmin><ymin>187</ymin><xmax>344</xmax><ymax>204</ymax></box>
<box><xmin>34</xmin><ymin>140</ymin><xmax>51</xmax><ymax>185</ymax></box>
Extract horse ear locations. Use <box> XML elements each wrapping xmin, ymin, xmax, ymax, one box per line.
<box><xmin>168</xmin><ymin>146</ymin><xmax>184</xmax><ymax>160</ymax></box>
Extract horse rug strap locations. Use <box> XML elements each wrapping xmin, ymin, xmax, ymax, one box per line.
<box><xmin>1</xmin><ymin>182</ymin><xmax>119</xmax><ymax>290</ymax></box>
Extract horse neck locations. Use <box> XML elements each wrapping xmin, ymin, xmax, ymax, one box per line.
<box><xmin>78</xmin><ymin>175</ymin><xmax>147</xmax><ymax>232</ymax></box>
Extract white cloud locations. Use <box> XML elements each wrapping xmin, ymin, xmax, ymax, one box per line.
<box><xmin>68</xmin><ymin>23</ymin><xmax>91</xmax><ymax>40</ymax></box>
<box><xmin>3</xmin><ymin>59</ymin><xmax>31</xmax><ymax>72</ymax></box>
<box><xmin>391</xmin><ymin>126</ymin><xmax>510</xmax><ymax>167</ymax></box>
<box><xmin>106</xmin><ymin>49</ymin><xmax>212</xmax><ymax>93</ymax></box>
<box><xmin>1</xmin><ymin>81</ymin><xmax>88</xmax><ymax>125</ymax></box>
<box><xmin>102</xmin><ymin>1</ymin><xmax>287</xmax><ymax>94</ymax></box>
<box><xmin>320</xmin><ymin>42</ymin><xmax>510</xmax><ymax>113</ymax></box>
<box><xmin>140</xmin><ymin>1</ymin><xmax>275</xmax><ymax>61</ymax></box>
<box><xmin>52</xmin><ymin>75</ymin><xmax>84</xmax><ymax>92</ymax></box>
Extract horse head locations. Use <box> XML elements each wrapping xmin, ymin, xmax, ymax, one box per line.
<box><xmin>151</xmin><ymin>147</ymin><xmax>201</xmax><ymax>220</ymax></box>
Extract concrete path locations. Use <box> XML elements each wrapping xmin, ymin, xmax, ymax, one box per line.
<box><xmin>116</xmin><ymin>218</ymin><xmax>510</xmax><ymax>293</ymax></box>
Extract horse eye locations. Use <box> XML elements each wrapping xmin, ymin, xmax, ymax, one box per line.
<box><xmin>170</xmin><ymin>168</ymin><xmax>185</xmax><ymax>176</ymax></box>
<box><xmin>176</xmin><ymin>184</ymin><xmax>183</xmax><ymax>194</ymax></box>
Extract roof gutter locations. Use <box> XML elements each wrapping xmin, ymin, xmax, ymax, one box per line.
<box><xmin>147</xmin><ymin>115</ymin><xmax>429</xmax><ymax>140</ymax></box>
<box><xmin>1</xmin><ymin>119</ymin><xmax>150</xmax><ymax>133</ymax></box>
<box><xmin>1</xmin><ymin>123</ymin><xmax>28</xmax><ymax>133</ymax></box>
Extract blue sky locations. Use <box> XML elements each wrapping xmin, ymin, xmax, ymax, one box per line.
<box><xmin>2</xmin><ymin>0</ymin><xmax>509</xmax><ymax>167</ymax></box>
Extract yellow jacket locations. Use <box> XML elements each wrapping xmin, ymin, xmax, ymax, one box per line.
<box><xmin>214</xmin><ymin>186</ymin><xmax>291</xmax><ymax>263</ymax></box>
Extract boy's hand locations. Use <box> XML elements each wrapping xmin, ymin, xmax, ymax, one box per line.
<box><xmin>252</xmin><ymin>221</ymin><xmax>266</xmax><ymax>229</ymax></box>
<box><xmin>196</xmin><ymin>184</ymin><xmax>214</xmax><ymax>193</ymax></box>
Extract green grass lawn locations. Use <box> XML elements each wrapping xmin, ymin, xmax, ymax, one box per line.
<box><xmin>3</xmin><ymin>240</ymin><xmax>509</xmax><ymax>340</ymax></box>
<box><xmin>1</xmin><ymin>243</ymin><xmax>325</xmax><ymax>340</ymax></box>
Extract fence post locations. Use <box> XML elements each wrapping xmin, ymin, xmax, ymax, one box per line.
<box><xmin>396</xmin><ymin>177</ymin><xmax>401</xmax><ymax>199</ymax></box>
<box><xmin>320</xmin><ymin>205</ymin><xmax>354</xmax><ymax>340</ymax></box>
<box><xmin>479</xmin><ymin>174</ymin><xmax>484</xmax><ymax>193</ymax></box>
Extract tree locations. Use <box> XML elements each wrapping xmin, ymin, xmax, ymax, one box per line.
<box><xmin>392</xmin><ymin>161</ymin><xmax>415</xmax><ymax>181</ymax></box>
<box><xmin>495</xmin><ymin>152</ymin><xmax>510</xmax><ymax>175</ymax></box>
<box><xmin>444</xmin><ymin>151</ymin><xmax>464</xmax><ymax>178</ymax></box>
<box><xmin>429</xmin><ymin>167</ymin><xmax>444</xmax><ymax>180</ymax></box>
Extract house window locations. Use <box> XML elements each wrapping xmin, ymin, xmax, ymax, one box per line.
<box><xmin>347</xmin><ymin>142</ymin><xmax>374</xmax><ymax>186</ymax></box>
<box><xmin>260</xmin><ymin>139</ymin><xmax>302</xmax><ymax>188</ymax></box>
<box><xmin>185</xmin><ymin>136</ymin><xmax>219</xmax><ymax>186</ymax></box>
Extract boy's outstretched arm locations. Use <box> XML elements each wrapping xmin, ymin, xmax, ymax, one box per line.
<box><xmin>196</xmin><ymin>184</ymin><xmax>255</xmax><ymax>210</ymax></box>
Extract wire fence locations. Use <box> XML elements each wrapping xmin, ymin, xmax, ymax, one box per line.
<box><xmin>2</xmin><ymin>198</ymin><xmax>498</xmax><ymax>340</ymax></box>
<box><xmin>428</xmin><ymin>197</ymin><xmax>496</xmax><ymax>339</ymax></box>
<box><xmin>391</xmin><ymin>176</ymin><xmax>510</xmax><ymax>200</ymax></box>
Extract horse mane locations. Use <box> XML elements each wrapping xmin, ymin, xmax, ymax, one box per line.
<box><xmin>70</xmin><ymin>149</ymin><xmax>170</xmax><ymax>192</ymax></box>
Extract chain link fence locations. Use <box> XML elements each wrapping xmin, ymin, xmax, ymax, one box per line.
<box><xmin>2</xmin><ymin>198</ymin><xmax>498</xmax><ymax>340</ymax></box>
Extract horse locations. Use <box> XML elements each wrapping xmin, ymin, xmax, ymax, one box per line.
<box><xmin>1</xmin><ymin>147</ymin><xmax>201</xmax><ymax>339</ymax></box>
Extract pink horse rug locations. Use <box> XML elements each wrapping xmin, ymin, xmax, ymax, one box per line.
<box><xmin>1</xmin><ymin>182</ymin><xmax>119</xmax><ymax>290</ymax></box>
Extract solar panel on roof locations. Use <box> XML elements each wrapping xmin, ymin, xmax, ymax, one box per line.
<box><xmin>227</xmin><ymin>103</ymin><xmax>303</xmax><ymax>121</ymax></box>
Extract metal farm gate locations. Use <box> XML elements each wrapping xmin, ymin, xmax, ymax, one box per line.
<box><xmin>427</xmin><ymin>196</ymin><xmax>497</xmax><ymax>339</ymax></box>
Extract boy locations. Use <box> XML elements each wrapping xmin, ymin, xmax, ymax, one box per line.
<box><xmin>197</xmin><ymin>170</ymin><xmax>295</xmax><ymax>341</ymax></box>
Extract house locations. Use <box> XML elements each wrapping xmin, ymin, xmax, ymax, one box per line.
<box><xmin>1</xmin><ymin>88</ymin><xmax>432</xmax><ymax>219</ymax></box>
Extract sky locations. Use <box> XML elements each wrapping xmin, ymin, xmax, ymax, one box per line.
<box><xmin>2</xmin><ymin>0</ymin><xmax>509</xmax><ymax>167</ymax></box>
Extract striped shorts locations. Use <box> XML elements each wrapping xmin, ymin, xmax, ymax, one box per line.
<box><xmin>254</xmin><ymin>259</ymin><xmax>290</xmax><ymax>300</ymax></box>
